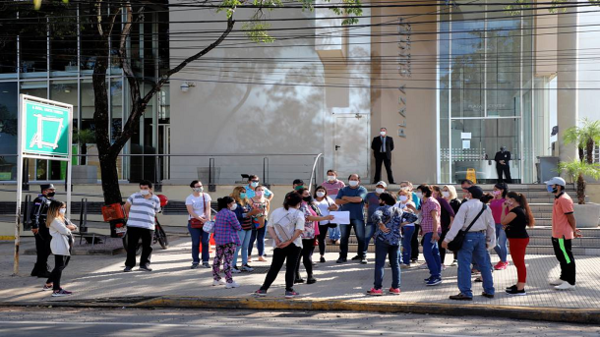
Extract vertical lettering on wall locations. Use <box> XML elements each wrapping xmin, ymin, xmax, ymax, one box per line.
<box><xmin>397</xmin><ymin>18</ymin><xmax>411</xmax><ymax>138</ymax></box>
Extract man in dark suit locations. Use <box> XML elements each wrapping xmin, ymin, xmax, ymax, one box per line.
<box><xmin>494</xmin><ymin>146</ymin><xmax>512</xmax><ymax>183</ymax></box>
<box><xmin>371</xmin><ymin>127</ymin><xmax>395</xmax><ymax>184</ymax></box>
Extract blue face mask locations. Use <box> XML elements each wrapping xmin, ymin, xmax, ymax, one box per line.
<box><xmin>547</xmin><ymin>185</ymin><xmax>556</xmax><ymax>193</ymax></box>
<box><xmin>240</xmin><ymin>193</ymin><xmax>247</xmax><ymax>199</ymax></box>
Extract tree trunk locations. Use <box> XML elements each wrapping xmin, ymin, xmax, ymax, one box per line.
<box><xmin>586</xmin><ymin>139</ymin><xmax>594</xmax><ymax>164</ymax></box>
<box><xmin>578</xmin><ymin>147</ymin><xmax>585</xmax><ymax>163</ymax></box>
<box><xmin>577</xmin><ymin>173</ymin><xmax>586</xmax><ymax>205</ymax></box>
<box><xmin>99</xmin><ymin>151</ymin><xmax>122</xmax><ymax>205</ymax></box>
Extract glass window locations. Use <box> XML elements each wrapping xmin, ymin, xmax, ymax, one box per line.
<box><xmin>0</xmin><ymin>10</ymin><xmax>18</xmax><ymax>79</ymax></box>
<box><xmin>19</xmin><ymin>10</ymin><xmax>48</xmax><ymax>78</ymax></box>
<box><xmin>49</xmin><ymin>2</ymin><xmax>78</xmax><ymax>77</ymax></box>
<box><xmin>0</xmin><ymin>83</ymin><xmax>18</xmax><ymax>180</ymax></box>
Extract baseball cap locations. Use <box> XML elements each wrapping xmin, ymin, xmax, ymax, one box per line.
<box><xmin>544</xmin><ymin>177</ymin><xmax>566</xmax><ymax>187</ymax></box>
<box><xmin>375</xmin><ymin>181</ymin><xmax>388</xmax><ymax>188</ymax></box>
<box><xmin>467</xmin><ymin>186</ymin><xmax>484</xmax><ymax>199</ymax></box>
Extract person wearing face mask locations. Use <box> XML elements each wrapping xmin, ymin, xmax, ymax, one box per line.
<box><xmin>490</xmin><ymin>183</ymin><xmax>510</xmax><ymax>270</ymax></box>
<box><xmin>245</xmin><ymin>175</ymin><xmax>274</xmax><ymax>201</ymax></box>
<box><xmin>335</xmin><ymin>174</ymin><xmax>369</xmax><ymax>264</ymax></box>
<box><xmin>314</xmin><ymin>186</ymin><xmax>339</xmax><ymax>263</ymax></box>
<box><xmin>364</xmin><ymin>181</ymin><xmax>388</xmax><ymax>259</ymax></box>
<box><xmin>370</xmin><ymin>127</ymin><xmax>395</xmax><ymax>184</ymax></box>
<box><xmin>394</xmin><ymin>189</ymin><xmax>417</xmax><ymax>268</ymax></box>
<box><xmin>123</xmin><ymin>180</ymin><xmax>161</xmax><ymax>272</ymax></box>
<box><xmin>400</xmin><ymin>181</ymin><xmax>421</xmax><ymax>264</ymax></box>
<box><xmin>29</xmin><ymin>184</ymin><xmax>56</xmax><ymax>278</ymax></box>
<box><xmin>459</xmin><ymin>180</ymin><xmax>475</xmax><ymax>206</ymax></box>
<box><xmin>323</xmin><ymin>170</ymin><xmax>345</xmax><ymax>244</ymax></box>
<box><xmin>442</xmin><ymin>185</ymin><xmax>461</xmax><ymax>266</ymax></box>
<box><xmin>231</xmin><ymin>186</ymin><xmax>261</xmax><ymax>273</ymax></box>
<box><xmin>185</xmin><ymin>180</ymin><xmax>213</xmax><ymax>269</ymax></box>
<box><xmin>414</xmin><ymin>185</ymin><xmax>443</xmax><ymax>286</ymax></box>
<box><xmin>432</xmin><ymin>186</ymin><xmax>455</xmax><ymax>269</ymax></box>
<box><xmin>494</xmin><ymin>146</ymin><xmax>512</xmax><ymax>183</ymax></box>
<box><xmin>248</xmin><ymin>185</ymin><xmax>270</xmax><ymax>262</ymax></box>
<box><xmin>212</xmin><ymin>196</ymin><xmax>243</xmax><ymax>289</ymax></box>
<box><xmin>293</xmin><ymin>179</ymin><xmax>305</xmax><ymax>191</ymax></box>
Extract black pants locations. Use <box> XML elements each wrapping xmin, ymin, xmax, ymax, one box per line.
<box><xmin>411</xmin><ymin>224</ymin><xmax>421</xmax><ymax>260</ymax></box>
<box><xmin>374</xmin><ymin>154</ymin><xmax>394</xmax><ymax>183</ymax></box>
<box><xmin>496</xmin><ymin>164</ymin><xmax>512</xmax><ymax>183</ymax></box>
<box><xmin>47</xmin><ymin>255</ymin><xmax>70</xmax><ymax>291</ymax></box>
<box><xmin>317</xmin><ymin>225</ymin><xmax>330</xmax><ymax>256</ymax></box>
<box><xmin>32</xmin><ymin>229</ymin><xmax>52</xmax><ymax>275</ymax></box>
<box><xmin>296</xmin><ymin>239</ymin><xmax>315</xmax><ymax>279</ymax></box>
<box><xmin>125</xmin><ymin>226</ymin><xmax>154</xmax><ymax>268</ymax></box>
<box><xmin>260</xmin><ymin>244</ymin><xmax>301</xmax><ymax>292</ymax></box>
<box><xmin>552</xmin><ymin>237</ymin><xmax>576</xmax><ymax>285</ymax></box>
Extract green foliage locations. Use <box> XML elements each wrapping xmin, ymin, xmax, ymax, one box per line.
<box><xmin>563</xmin><ymin>118</ymin><xmax>600</xmax><ymax>162</ymax></box>
<box><xmin>243</xmin><ymin>22</ymin><xmax>275</xmax><ymax>43</ymax></box>
<box><xmin>73</xmin><ymin>129</ymin><xmax>96</xmax><ymax>145</ymax></box>
<box><xmin>558</xmin><ymin>160</ymin><xmax>600</xmax><ymax>182</ymax></box>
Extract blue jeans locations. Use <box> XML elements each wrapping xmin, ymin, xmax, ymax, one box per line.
<box><xmin>188</xmin><ymin>222</ymin><xmax>211</xmax><ymax>264</ymax></box>
<box><xmin>374</xmin><ymin>239</ymin><xmax>401</xmax><ymax>289</ymax></box>
<box><xmin>457</xmin><ymin>232</ymin><xmax>495</xmax><ymax>298</ymax></box>
<box><xmin>329</xmin><ymin>226</ymin><xmax>341</xmax><ymax>241</ymax></box>
<box><xmin>401</xmin><ymin>226</ymin><xmax>415</xmax><ymax>265</ymax></box>
<box><xmin>233</xmin><ymin>230</ymin><xmax>253</xmax><ymax>266</ymax></box>
<box><xmin>364</xmin><ymin>222</ymin><xmax>377</xmax><ymax>256</ymax></box>
<box><xmin>249</xmin><ymin>226</ymin><xmax>266</xmax><ymax>257</ymax></box>
<box><xmin>339</xmin><ymin>219</ymin><xmax>365</xmax><ymax>259</ymax></box>
<box><xmin>422</xmin><ymin>232</ymin><xmax>442</xmax><ymax>279</ymax></box>
<box><xmin>494</xmin><ymin>224</ymin><xmax>508</xmax><ymax>263</ymax></box>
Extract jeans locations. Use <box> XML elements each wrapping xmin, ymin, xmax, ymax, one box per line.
<box><xmin>125</xmin><ymin>226</ymin><xmax>154</xmax><ymax>268</ymax></box>
<box><xmin>339</xmin><ymin>219</ymin><xmax>365</xmax><ymax>259</ymax></box>
<box><xmin>364</xmin><ymin>222</ymin><xmax>377</xmax><ymax>256</ymax></box>
<box><xmin>494</xmin><ymin>224</ymin><xmax>508</xmax><ymax>263</ymax></box>
<box><xmin>552</xmin><ymin>237</ymin><xmax>576</xmax><ymax>285</ymax></box>
<box><xmin>457</xmin><ymin>232</ymin><xmax>495</xmax><ymax>297</ymax></box>
<box><xmin>411</xmin><ymin>224</ymin><xmax>420</xmax><ymax>260</ymax></box>
<box><xmin>329</xmin><ymin>226</ymin><xmax>341</xmax><ymax>241</ymax></box>
<box><xmin>401</xmin><ymin>226</ymin><xmax>415</xmax><ymax>265</ymax></box>
<box><xmin>374</xmin><ymin>240</ymin><xmax>401</xmax><ymax>290</ymax></box>
<box><xmin>422</xmin><ymin>232</ymin><xmax>442</xmax><ymax>279</ymax></box>
<box><xmin>188</xmin><ymin>222</ymin><xmax>211</xmax><ymax>264</ymax></box>
<box><xmin>317</xmin><ymin>225</ymin><xmax>329</xmax><ymax>256</ymax></box>
<box><xmin>296</xmin><ymin>239</ymin><xmax>316</xmax><ymax>279</ymax></box>
<box><xmin>260</xmin><ymin>244</ymin><xmax>302</xmax><ymax>292</ymax></box>
<box><xmin>46</xmin><ymin>255</ymin><xmax>70</xmax><ymax>291</ymax></box>
<box><xmin>249</xmin><ymin>226</ymin><xmax>266</xmax><ymax>257</ymax></box>
<box><xmin>233</xmin><ymin>230</ymin><xmax>253</xmax><ymax>266</ymax></box>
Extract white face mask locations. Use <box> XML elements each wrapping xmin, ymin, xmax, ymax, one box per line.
<box><xmin>327</xmin><ymin>175</ymin><xmax>336</xmax><ymax>182</ymax></box>
<box><xmin>230</xmin><ymin>203</ymin><xmax>238</xmax><ymax>211</ymax></box>
<box><xmin>59</xmin><ymin>208</ymin><xmax>66</xmax><ymax>215</ymax></box>
<box><xmin>399</xmin><ymin>195</ymin><xmax>408</xmax><ymax>202</ymax></box>
<box><xmin>316</xmin><ymin>191</ymin><xmax>326</xmax><ymax>198</ymax></box>
<box><xmin>376</xmin><ymin>188</ymin><xmax>385</xmax><ymax>194</ymax></box>
<box><xmin>193</xmin><ymin>187</ymin><xmax>203</xmax><ymax>193</ymax></box>
<box><xmin>442</xmin><ymin>191</ymin><xmax>450</xmax><ymax>198</ymax></box>
<box><xmin>380</xmin><ymin>131</ymin><xmax>386</xmax><ymax>136</ymax></box>
<box><xmin>140</xmin><ymin>189</ymin><xmax>150</xmax><ymax>196</ymax></box>
<box><xmin>415</xmin><ymin>192</ymin><xmax>423</xmax><ymax>199</ymax></box>
<box><xmin>349</xmin><ymin>181</ymin><xmax>359</xmax><ymax>187</ymax></box>
<box><xmin>251</xmin><ymin>182</ymin><xmax>259</xmax><ymax>188</ymax></box>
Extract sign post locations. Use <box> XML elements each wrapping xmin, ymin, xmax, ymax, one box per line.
<box><xmin>14</xmin><ymin>95</ymin><xmax>72</xmax><ymax>275</ymax></box>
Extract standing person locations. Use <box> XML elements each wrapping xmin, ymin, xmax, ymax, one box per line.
<box><xmin>501</xmin><ymin>191</ymin><xmax>535</xmax><ymax>295</ymax></box>
<box><xmin>123</xmin><ymin>180</ymin><xmax>161</xmax><ymax>272</ymax></box>
<box><xmin>295</xmin><ymin>188</ymin><xmax>334</xmax><ymax>284</ymax></box>
<box><xmin>335</xmin><ymin>174</ymin><xmax>368</xmax><ymax>264</ymax></box>
<box><xmin>185</xmin><ymin>180</ymin><xmax>212</xmax><ymax>269</ymax></box>
<box><xmin>371</xmin><ymin>127</ymin><xmax>395</xmax><ymax>184</ymax></box>
<box><xmin>494</xmin><ymin>146</ymin><xmax>512</xmax><ymax>183</ymax></box>
<box><xmin>442</xmin><ymin>186</ymin><xmax>496</xmax><ymax>300</ymax></box>
<box><xmin>248</xmin><ymin>185</ymin><xmax>270</xmax><ymax>262</ymax></box>
<box><xmin>442</xmin><ymin>185</ymin><xmax>461</xmax><ymax>266</ymax></box>
<box><xmin>231</xmin><ymin>186</ymin><xmax>260</xmax><ymax>273</ymax></box>
<box><xmin>416</xmin><ymin>185</ymin><xmax>443</xmax><ymax>286</ymax></box>
<box><xmin>322</xmin><ymin>170</ymin><xmax>345</xmax><ymax>244</ymax></box>
<box><xmin>314</xmin><ymin>186</ymin><xmax>338</xmax><ymax>263</ymax></box>
<box><xmin>400</xmin><ymin>181</ymin><xmax>421</xmax><ymax>264</ymax></box>
<box><xmin>432</xmin><ymin>186</ymin><xmax>455</xmax><ymax>269</ymax></box>
<box><xmin>254</xmin><ymin>192</ymin><xmax>305</xmax><ymax>299</ymax></box>
<box><xmin>292</xmin><ymin>179</ymin><xmax>305</xmax><ymax>191</ymax></box>
<box><xmin>43</xmin><ymin>200</ymin><xmax>77</xmax><ymax>297</ymax></box>
<box><xmin>30</xmin><ymin>184</ymin><xmax>56</xmax><ymax>278</ymax></box>
<box><xmin>394</xmin><ymin>188</ymin><xmax>417</xmax><ymax>268</ymax></box>
<box><xmin>244</xmin><ymin>175</ymin><xmax>274</xmax><ymax>201</ymax></box>
<box><xmin>364</xmin><ymin>181</ymin><xmax>388</xmax><ymax>259</ymax></box>
<box><xmin>211</xmin><ymin>196</ymin><xmax>242</xmax><ymax>289</ymax></box>
<box><xmin>546</xmin><ymin>177</ymin><xmax>581</xmax><ymax>290</ymax></box>
<box><xmin>490</xmin><ymin>183</ymin><xmax>509</xmax><ymax>270</ymax></box>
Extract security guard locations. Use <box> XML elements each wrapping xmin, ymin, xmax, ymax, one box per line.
<box><xmin>30</xmin><ymin>184</ymin><xmax>55</xmax><ymax>278</ymax></box>
<box><xmin>494</xmin><ymin>146</ymin><xmax>512</xmax><ymax>183</ymax></box>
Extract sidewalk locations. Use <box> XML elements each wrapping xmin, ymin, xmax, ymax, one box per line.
<box><xmin>1</xmin><ymin>237</ymin><xmax>599</xmax><ymax>323</ymax></box>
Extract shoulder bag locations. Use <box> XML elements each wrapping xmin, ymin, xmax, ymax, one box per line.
<box><xmin>447</xmin><ymin>204</ymin><xmax>487</xmax><ymax>252</ymax></box>
<box><xmin>190</xmin><ymin>194</ymin><xmax>207</xmax><ymax>229</ymax></box>
<box><xmin>272</xmin><ymin>210</ymin><xmax>300</xmax><ymax>243</ymax></box>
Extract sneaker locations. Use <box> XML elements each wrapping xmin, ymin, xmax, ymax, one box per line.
<box><xmin>506</xmin><ymin>287</ymin><xmax>526</xmax><ymax>296</ymax></box>
<box><xmin>450</xmin><ymin>259</ymin><xmax>458</xmax><ymax>266</ymax></box>
<box><xmin>494</xmin><ymin>261</ymin><xmax>508</xmax><ymax>270</ymax></box>
<box><xmin>51</xmin><ymin>289</ymin><xmax>73</xmax><ymax>297</ymax></box>
<box><xmin>226</xmin><ymin>281</ymin><xmax>240</xmax><ymax>289</ymax></box>
<box><xmin>123</xmin><ymin>266</ymin><xmax>133</xmax><ymax>272</ymax></box>
<box><xmin>320</xmin><ymin>256</ymin><xmax>326</xmax><ymax>263</ymax></box>
<box><xmin>336</xmin><ymin>257</ymin><xmax>347</xmax><ymax>263</ymax></box>
<box><xmin>418</xmin><ymin>262</ymin><xmax>428</xmax><ymax>269</ymax></box>
<box><xmin>401</xmin><ymin>264</ymin><xmax>411</xmax><ymax>270</ymax></box>
<box><xmin>426</xmin><ymin>277</ymin><xmax>442</xmax><ymax>286</ymax></box>
<box><xmin>42</xmin><ymin>284</ymin><xmax>53</xmax><ymax>291</ymax></box>
<box><xmin>505</xmin><ymin>284</ymin><xmax>517</xmax><ymax>291</ymax></box>
<box><xmin>202</xmin><ymin>262</ymin><xmax>211</xmax><ymax>268</ymax></box>
<box><xmin>307</xmin><ymin>277</ymin><xmax>317</xmax><ymax>284</ymax></box>
<box><xmin>366</xmin><ymin>288</ymin><xmax>383</xmax><ymax>296</ymax></box>
<box><xmin>411</xmin><ymin>258</ymin><xmax>418</xmax><ymax>264</ymax></box>
<box><xmin>190</xmin><ymin>263</ymin><xmax>199</xmax><ymax>270</ymax></box>
<box><xmin>212</xmin><ymin>279</ymin><xmax>226</xmax><ymax>286</ymax></box>
<box><xmin>474</xmin><ymin>276</ymin><xmax>483</xmax><ymax>283</ymax></box>
<box><xmin>449</xmin><ymin>293</ymin><xmax>472</xmax><ymax>301</ymax></box>
<box><xmin>423</xmin><ymin>276</ymin><xmax>433</xmax><ymax>283</ymax></box>
<box><xmin>388</xmin><ymin>287</ymin><xmax>401</xmax><ymax>295</ymax></box>
<box><xmin>351</xmin><ymin>255</ymin><xmax>361</xmax><ymax>261</ymax></box>
<box><xmin>139</xmin><ymin>265</ymin><xmax>153</xmax><ymax>272</ymax></box>
<box><xmin>294</xmin><ymin>278</ymin><xmax>305</xmax><ymax>284</ymax></box>
<box><xmin>285</xmin><ymin>290</ymin><xmax>300</xmax><ymax>299</ymax></box>
<box><xmin>481</xmin><ymin>292</ymin><xmax>495</xmax><ymax>298</ymax></box>
<box><xmin>360</xmin><ymin>257</ymin><xmax>368</xmax><ymax>264</ymax></box>
<box><xmin>232</xmin><ymin>266</ymin><xmax>241</xmax><ymax>273</ymax></box>
<box><xmin>242</xmin><ymin>264</ymin><xmax>254</xmax><ymax>272</ymax></box>
<box><xmin>554</xmin><ymin>282</ymin><xmax>576</xmax><ymax>290</ymax></box>
<box><xmin>254</xmin><ymin>289</ymin><xmax>267</xmax><ymax>297</ymax></box>
<box><xmin>549</xmin><ymin>278</ymin><xmax>564</xmax><ymax>286</ymax></box>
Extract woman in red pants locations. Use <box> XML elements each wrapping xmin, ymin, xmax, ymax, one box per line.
<box><xmin>501</xmin><ymin>191</ymin><xmax>535</xmax><ymax>295</ymax></box>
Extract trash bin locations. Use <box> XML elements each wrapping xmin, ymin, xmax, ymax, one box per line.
<box><xmin>537</xmin><ymin>156</ymin><xmax>559</xmax><ymax>183</ymax></box>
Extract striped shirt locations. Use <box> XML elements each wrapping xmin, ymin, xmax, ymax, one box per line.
<box><xmin>126</xmin><ymin>193</ymin><xmax>161</xmax><ymax>230</ymax></box>
<box><xmin>420</xmin><ymin>197</ymin><xmax>442</xmax><ymax>234</ymax></box>
<box><xmin>213</xmin><ymin>209</ymin><xmax>242</xmax><ymax>246</ymax></box>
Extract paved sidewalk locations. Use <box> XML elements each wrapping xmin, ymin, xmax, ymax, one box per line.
<box><xmin>0</xmin><ymin>237</ymin><xmax>599</xmax><ymax>318</ymax></box>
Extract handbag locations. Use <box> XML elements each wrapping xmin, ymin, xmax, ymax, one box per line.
<box><xmin>447</xmin><ymin>204</ymin><xmax>487</xmax><ymax>252</ymax></box>
<box><xmin>203</xmin><ymin>220</ymin><xmax>215</xmax><ymax>233</ymax></box>
<box><xmin>189</xmin><ymin>194</ymin><xmax>208</xmax><ymax>229</ymax></box>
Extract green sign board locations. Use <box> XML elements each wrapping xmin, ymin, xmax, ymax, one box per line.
<box><xmin>22</xmin><ymin>98</ymin><xmax>71</xmax><ymax>158</ymax></box>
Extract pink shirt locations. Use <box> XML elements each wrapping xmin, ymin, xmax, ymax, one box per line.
<box><xmin>322</xmin><ymin>180</ymin><xmax>345</xmax><ymax>198</ymax></box>
<box><xmin>489</xmin><ymin>198</ymin><xmax>508</xmax><ymax>224</ymax></box>
<box><xmin>420</xmin><ymin>197</ymin><xmax>442</xmax><ymax>234</ymax></box>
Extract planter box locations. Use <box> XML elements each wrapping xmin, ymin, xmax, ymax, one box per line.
<box><xmin>72</xmin><ymin>165</ymin><xmax>98</xmax><ymax>184</ymax></box>
<box><xmin>573</xmin><ymin>203</ymin><xmax>600</xmax><ymax>228</ymax></box>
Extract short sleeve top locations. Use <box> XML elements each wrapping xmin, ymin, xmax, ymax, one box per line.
<box><xmin>505</xmin><ymin>207</ymin><xmax>529</xmax><ymax>239</ymax></box>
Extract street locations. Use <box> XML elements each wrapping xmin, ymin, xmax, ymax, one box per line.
<box><xmin>0</xmin><ymin>307</ymin><xmax>597</xmax><ymax>337</ymax></box>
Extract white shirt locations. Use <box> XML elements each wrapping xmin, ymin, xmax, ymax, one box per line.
<box><xmin>393</xmin><ymin>201</ymin><xmax>415</xmax><ymax>227</ymax></box>
<box><xmin>185</xmin><ymin>193</ymin><xmax>212</xmax><ymax>220</ymax></box>
<box><xmin>444</xmin><ymin>199</ymin><xmax>496</xmax><ymax>246</ymax></box>
<box><xmin>268</xmin><ymin>207</ymin><xmax>305</xmax><ymax>248</ymax></box>
<box><xmin>315</xmin><ymin>196</ymin><xmax>335</xmax><ymax>225</ymax></box>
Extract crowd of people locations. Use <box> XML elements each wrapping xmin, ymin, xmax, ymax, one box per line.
<box><xmin>29</xmin><ymin>172</ymin><xmax>581</xmax><ymax>300</ymax></box>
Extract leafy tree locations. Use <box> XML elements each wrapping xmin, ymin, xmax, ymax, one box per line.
<box><xmin>564</xmin><ymin>118</ymin><xmax>600</xmax><ymax>164</ymax></box>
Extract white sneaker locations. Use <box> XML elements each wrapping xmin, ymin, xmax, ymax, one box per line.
<box><xmin>212</xmin><ymin>279</ymin><xmax>226</xmax><ymax>286</ymax></box>
<box><xmin>231</xmin><ymin>267</ymin><xmax>242</xmax><ymax>274</ymax></box>
<box><xmin>549</xmin><ymin>278</ymin><xmax>564</xmax><ymax>286</ymax></box>
<box><xmin>450</xmin><ymin>259</ymin><xmax>458</xmax><ymax>266</ymax></box>
<box><xmin>242</xmin><ymin>265</ymin><xmax>254</xmax><ymax>272</ymax></box>
<box><xmin>226</xmin><ymin>281</ymin><xmax>240</xmax><ymax>289</ymax></box>
<box><xmin>554</xmin><ymin>282</ymin><xmax>576</xmax><ymax>290</ymax></box>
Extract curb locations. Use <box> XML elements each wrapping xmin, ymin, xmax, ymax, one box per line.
<box><xmin>3</xmin><ymin>296</ymin><xmax>599</xmax><ymax>324</ymax></box>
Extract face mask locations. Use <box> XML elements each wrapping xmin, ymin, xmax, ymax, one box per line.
<box><xmin>303</xmin><ymin>196</ymin><xmax>312</xmax><ymax>202</ymax></box>
<box><xmin>251</xmin><ymin>182</ymin><xmax>259</xmax><ymax>188</ymax></box>
<box><xmin>327</xmin><ymin>175</ymin><xmax>336</xmax><ymax>182</ymax></box>
<box><xmin>376</xmin><ymin>188</ymin><xmax>385</xmax><ymax>194</ymax></box>
<box><xmin>47</xmin><ymin>192</ymin><xmax>56</xmax><ymax>198</ymax></box>
<box><xmin>547</xmin><ymin>185</ymin><xmax>558</xmax><ymax>193</ymax></box>
<box><xmin>230</xmin><ymin>203</ymin><xmax>238</xmax><ymax>211</ymax></box>
<box><xmin>493</xmin><ymin>190</ymin><xmax>501</xmax><ymax>196</ymax></box>
<box><xmin>193</xmin><ymin>187</ymin><xmax>203</xmax><ymax>193</ymax></box>
<box><xmin>399</xmin><ymin>195</ymin><xmax>408</xmax><ymax>202</ymax></box>
<box><xmin>465</xmin><ymin>196</ymin><xmax>471</xmax><ymax>201</ymax></box>
<box><xmin>59</xmin><ymin>208</ymin><xmax>66</xmax><ymax>215</ymax></box>
<box><xmin>294</xmin><ymin>185</ymin><xmax>304</xmax><ymax>191</ymax></box>
<box><xmin>316</xmin><ymin>191</ymin><xmax>326</xmax><ymax>198</ymax></box>
<box><xmin>240</xmin><ymin>193</ymin><xmax>247</xmax><ymax>199</ymax></box>
<box><xmin>415</xmin><ymin>192</ymin><xmax>423</xmax><ymax>199</ymax></box>
<box><xmin>380</xmin><ymin>131</ymin><xmax>386</xmax><ymax>136</ymax></box>
<box><xmin>349</xmin><ymin>181</ymin><xmax>359</xmax><ymax>187</ymax></box>
<box><xmin>442</xmin><ymin>191</ymin><xmax>450</xmax><ymax>198</ymax></box>
<box><xmin>255</xmin><ymin>191</ymin><xmax>264</xmax><ymax>198</ymax></box>
<box><xmin>140</xmin><ymin>189</ymin><xmax>150</xmax><ymax>196</ymax></box>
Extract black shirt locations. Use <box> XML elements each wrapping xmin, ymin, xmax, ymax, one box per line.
<box><xmin>505</xmin><ymin>206</ymin><xmax>529</xmax><ymax>239</ymax></box>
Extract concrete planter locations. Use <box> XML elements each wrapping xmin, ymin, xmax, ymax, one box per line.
<box><xmin>71</xmin><ymin>165</ymin><xmax>98</xmax><ymax>184</ymax></box>
<box><xmin>573</xmin><ymin>203</ymin><xmax>600</xmax><ymax>228</ymax></box>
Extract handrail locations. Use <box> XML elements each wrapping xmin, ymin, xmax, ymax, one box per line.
<box><xmin>0</xmin><ymin>153</ymin><xmax>320</xmax><ymax>157</ymax></box>
<box><xmin>308</xmin><ymin>153</ymin><xmax>323</xmax><ymax>192</ymax></box>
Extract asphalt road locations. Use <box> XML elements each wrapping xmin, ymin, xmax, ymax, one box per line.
<box><xmin>0</xmin><ymin>307</ymin><xmax>598</xmax><ymax>337</ymax></box>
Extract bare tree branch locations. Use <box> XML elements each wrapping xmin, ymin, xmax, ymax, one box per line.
<box><xmin>107</xmin><ymin>6</ymin><xmax>122</xmax><ymax>38</ymax></box>
<box><xmin>96</xmin><ymin>0</ymin><xmax>104</xmax><ymax>37</ymax></box>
